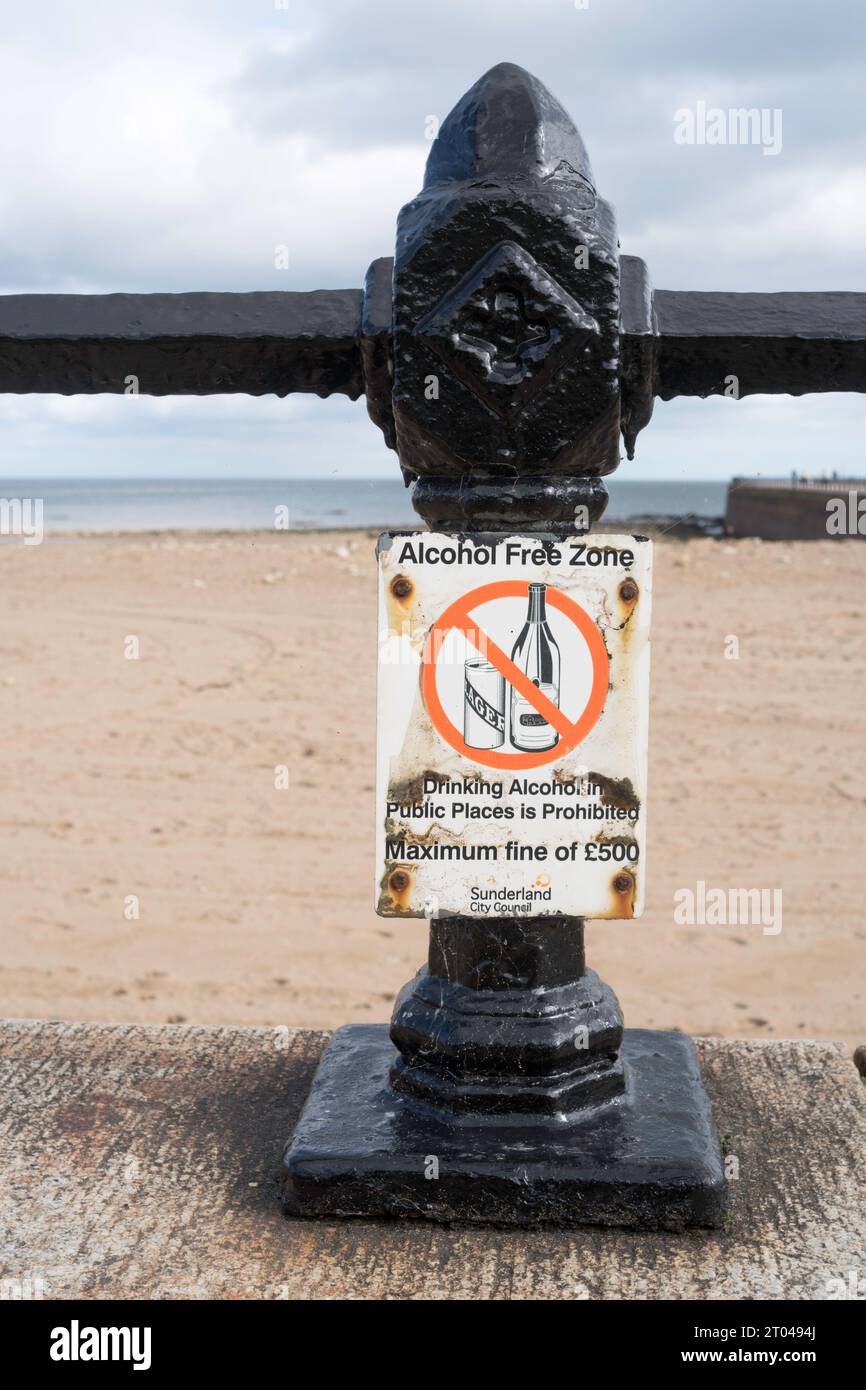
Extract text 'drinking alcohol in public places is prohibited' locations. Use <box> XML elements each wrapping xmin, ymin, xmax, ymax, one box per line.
<box><xmin>375</xmin><ymin>532</ymin><xmax>653</xmax><ymax>920</ymax></box>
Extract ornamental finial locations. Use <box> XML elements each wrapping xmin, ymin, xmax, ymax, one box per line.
<box><xmin>424</xmin><ymin>62</ymin><xmax>594</xmax><ymax>191</ymax></box>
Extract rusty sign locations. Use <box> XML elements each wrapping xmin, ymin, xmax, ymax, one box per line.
<box><xmin>375</xmin><ymin>532</ymin><xmax>653</xmax><ymax>920</ymax></box>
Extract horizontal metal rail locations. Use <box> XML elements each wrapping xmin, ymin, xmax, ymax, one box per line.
<box><xmin>1</xmin><ymin>285</ymin><xmax>864</xmax><ymax>408</ymax></box>
<box><xmin>653</xmin><ymin>290</ymin><xmax>866</xmax><ymax>398</ymax></box>
<box><xmin>0</xmin><ymin>290</ymin><xmax>364</xmax><ymax>398</ymax></box>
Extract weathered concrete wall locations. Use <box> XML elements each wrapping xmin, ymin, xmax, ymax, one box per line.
<box><xmin>727</xmin><ymin>480</ymin><xmax>866</xmax><ymax>540</ymax></box>
<box><xmin>0</xmin><ymin>1021</ymin><xmax>863</xmax><ymax>1300</ymax></box>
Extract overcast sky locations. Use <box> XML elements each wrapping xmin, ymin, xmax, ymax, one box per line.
<box><xmin>0</xmin><ymin>0</ymin><xmax>864</xmax><ymax>481</ymax></box>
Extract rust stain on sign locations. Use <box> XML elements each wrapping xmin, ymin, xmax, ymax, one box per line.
<box><xmin>618</xmin><ymin>577</ymin><xmax>640</xmax><ymax>607</ymax></box>
<box><xmin>378</xmin><ymin>865</ymin><xmax>413</xmax><ymax>914</ymax></box>
<box><xmin>610</xmin><ymin>869</ymin><xmax>636</xmax><ymax>919</ymax></box>
<box><xmin>589</xmin><ymin>772</ymin><xmax>641</xmax><ymax>816</ymax></box>
<box><xmin>386</xmin><ymin>573</ymin><xmax>417</xmax><ymax>636</ymax></box>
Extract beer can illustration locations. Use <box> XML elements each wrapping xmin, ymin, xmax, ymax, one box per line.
<box><xmin>464</xmin><ymin>659</ymin><xmax>505</xmax><ymax>748</ymax></box>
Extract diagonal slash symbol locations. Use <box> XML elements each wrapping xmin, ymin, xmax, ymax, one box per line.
<box><xmin>422</xmin><ymin>580</ymin><xmax>610</xmax><ymax>771</ymax></box>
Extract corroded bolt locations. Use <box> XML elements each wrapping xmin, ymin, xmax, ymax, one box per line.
<box><xmin>612</xmin><ymin>872</ymin><xmax>634</xmax><ymax>895</ymax></box>
<box><xmin>389</xmin><ymin>869</ymin><xmax>411</xmax><ymax>893</ymax></box>
<box><xmin>390</xmin><ymin>576</ymin><xmax>413</xmax><ymax>600</ymax></box>
<box><xmin>618</xmin><ymin>578</ymin><xmax>639</xmax><ymax>603</ymax></box>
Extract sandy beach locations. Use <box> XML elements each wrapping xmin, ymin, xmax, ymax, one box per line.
<box><xmin>0</xmin><ymin>529</ymin><xmax>863</xmax><ymax>1047</ymax></box>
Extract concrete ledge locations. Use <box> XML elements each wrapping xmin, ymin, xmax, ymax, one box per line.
<box><xmin>0</xmin><ymin>1021</ymin><xmax>863</xmax><ymax>1300</ymax></box>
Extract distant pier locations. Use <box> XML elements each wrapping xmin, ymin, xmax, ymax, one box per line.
<box><xmin>726</xmin><ymin>477</ymin><xmax>866</xmax><ymax>539</ymax></box>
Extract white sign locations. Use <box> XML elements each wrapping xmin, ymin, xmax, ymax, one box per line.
<box><xmin>375</xmin><ymin>532</ymin><xmax>652</xmax><ymax>920</ymax></box>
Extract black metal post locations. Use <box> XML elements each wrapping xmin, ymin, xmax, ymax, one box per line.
<box><xmin>389</xmin><ymin>915</ymin><xmax>626</xmax><ymax>1118</ymax></box>
<box><xmin>282</xmin><ymin>65</ymin><xmax>725</xmax><ymax>1228</ymax></box>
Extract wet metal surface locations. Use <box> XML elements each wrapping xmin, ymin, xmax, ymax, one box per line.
<box><xmin>284</xmin><ymin>1025</ymin><xmax>726</xmax><ymax>1229</ymax></box>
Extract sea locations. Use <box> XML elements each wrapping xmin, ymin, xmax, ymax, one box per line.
<box><xmin>0</xmin><ymin>477</ymin><xmax>729</xmax><ymax>533</ymax></box>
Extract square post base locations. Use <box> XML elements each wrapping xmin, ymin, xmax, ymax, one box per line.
<box><xmin>282</xmin><ymin>1025</ymin><xmax>727</xmax><ymax>1230</ymax></box>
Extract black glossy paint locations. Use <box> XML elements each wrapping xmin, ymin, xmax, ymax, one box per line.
<box><xmin>282</xmin><ymin>1025</ymin><xmax>727</xmax><ymax>1230</ymax></box>
<box><xmin>386</xmin><ymin>917</ymin><xmax>625</xmax><ymax>1122</ymax></box>
<box><xmin>411</xmin><ymin>474</ymin><xmax>608</xmax><ymax>530</ymax></box>
<box><xmin>391</xmin><ymin>65</ymin><xmax>622</xmax><ymax>496</ymax></box>
<box><xmin>282</xmin><ymin>67</ymin><xmax>730</xmax><ymax>1228</ymax></box>
<box><xmin>0</xmin><ymin>290</ymin><xmax>365</xmax><ymax>397</ymax></box>
<box><xmin>654</xmin><ymin>289</ymin><xmax>866</xmax><ymax>399</ymax></box>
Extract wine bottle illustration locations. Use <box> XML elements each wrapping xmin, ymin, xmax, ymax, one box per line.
<box><xmin>509</xmin><ymin>583</ymin><xmax>561</xmax><ymax>751</ymax></box>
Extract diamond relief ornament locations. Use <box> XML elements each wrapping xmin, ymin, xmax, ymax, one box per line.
<box><xmin>415</xmin><ymin>240</ymin><xmax>599</xmax><ymax>419</ymax></box>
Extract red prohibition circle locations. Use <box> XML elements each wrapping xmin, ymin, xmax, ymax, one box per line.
<box><xmin>421</xmin><ymin>579</ymin><xmax>610</xmax><ymax>770</ymax></box>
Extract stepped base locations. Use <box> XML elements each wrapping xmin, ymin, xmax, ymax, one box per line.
<box><xmin>281</xmin><ymin>1025</ymin><xmax>727</xmax><ymax>1230</ymax></box>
